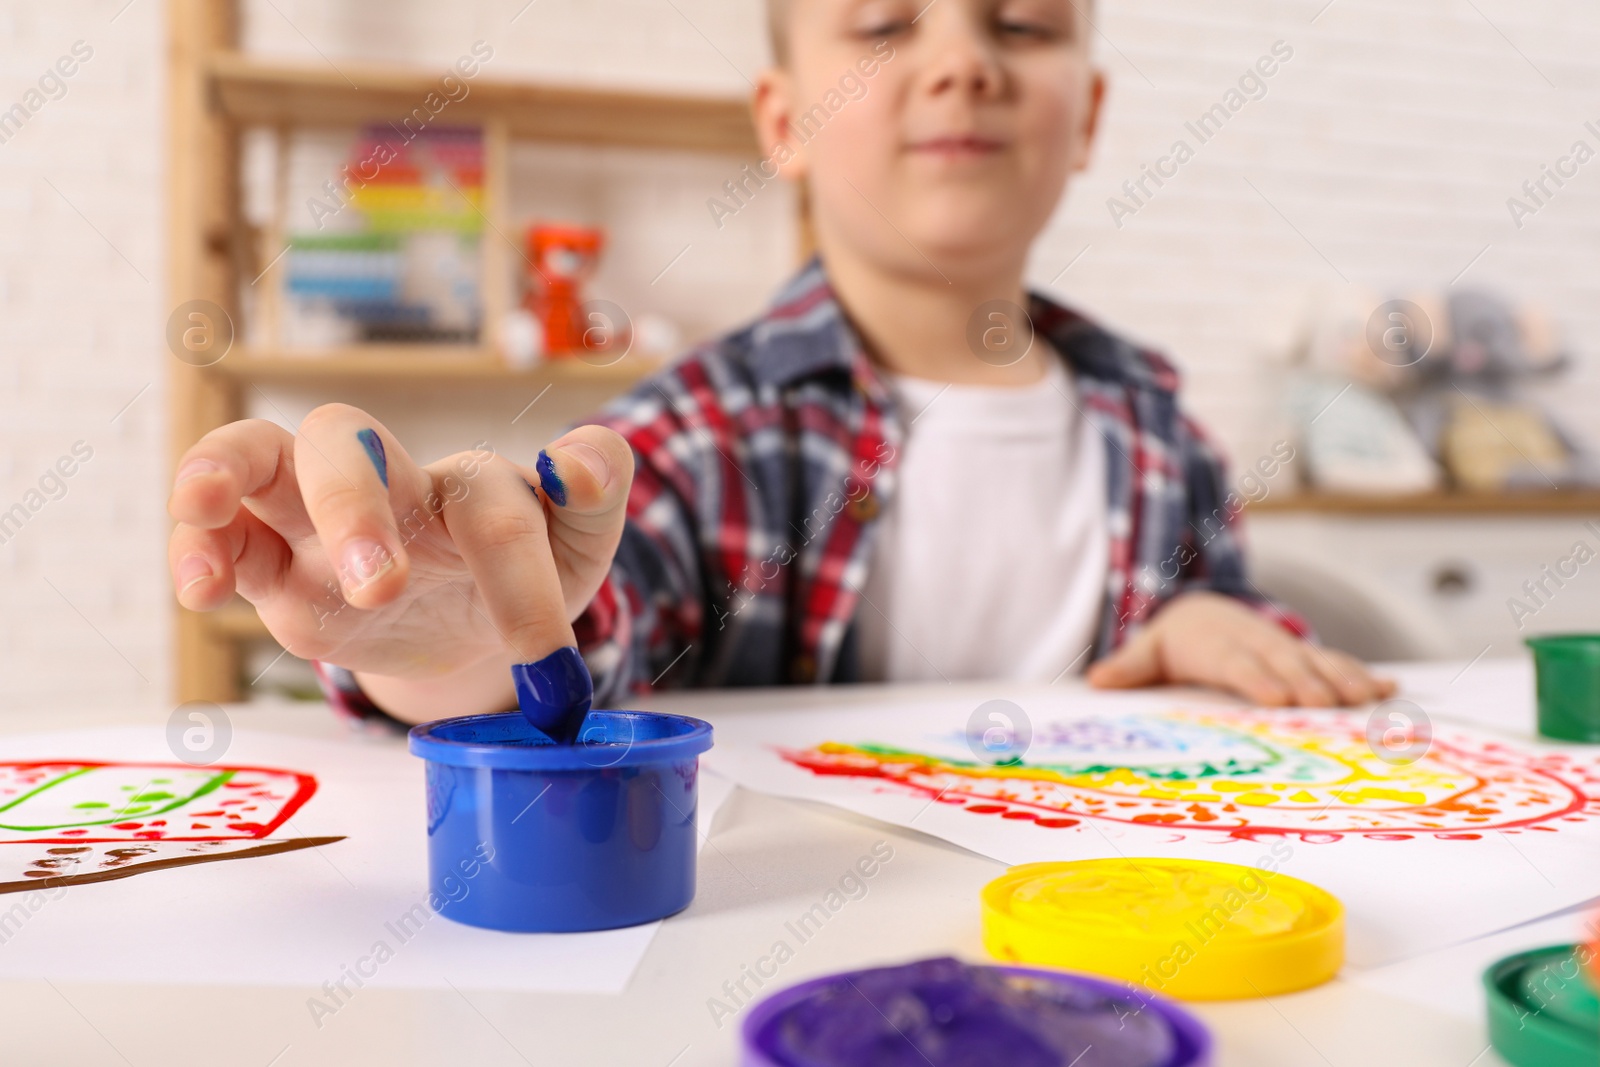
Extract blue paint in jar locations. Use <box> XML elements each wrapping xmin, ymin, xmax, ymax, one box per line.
<box><xmin>408</xmin><ymin>709</ymin><xmax>713</xmax><ymax>932</ymax></box>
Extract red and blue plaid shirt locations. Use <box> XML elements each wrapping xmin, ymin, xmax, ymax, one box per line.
<box><xmin>317</xmin><ymin>256</ymin><xmax>1301</xmax><ymax>721</ymax></box>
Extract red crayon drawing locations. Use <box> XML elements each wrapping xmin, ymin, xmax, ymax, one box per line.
<box><xmin>0</xmin><ymin>761</ymin><xmax>339</xmax><ymax>894</ymax></box>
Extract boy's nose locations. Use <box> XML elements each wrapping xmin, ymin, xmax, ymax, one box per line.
<box><xmin>920</xmin><ymin>19</ymin><xmax>1006</xmax><ymax>99</ymax></box>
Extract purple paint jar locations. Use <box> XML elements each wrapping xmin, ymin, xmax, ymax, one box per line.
<box><xmin>741</xmin><ymin>957</ymin><xmax>1210</xmax><ymax>1067</ymax></box>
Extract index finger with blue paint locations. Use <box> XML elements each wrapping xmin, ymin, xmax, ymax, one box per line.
<box><xmin>291</xmin><ymin>404</ymin><xmax>428</xmax><ymax>609</ymax></box>
<box><xmin>435</xmin><ymin>453</ymin><xmax>594</xmax><ymax>742</ymax></box>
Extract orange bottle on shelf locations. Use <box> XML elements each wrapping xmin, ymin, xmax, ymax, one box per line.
<box><xmin>523</xmin><ymin>224</ymin><xmax>604</xmax><ymax>358</ymax></box>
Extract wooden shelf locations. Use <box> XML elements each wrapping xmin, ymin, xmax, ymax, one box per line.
<box><xmin>210</xmin><ymin>347</ymin><xmax>662</xmax><ymax>385</ymax></box>
<box><xmin>1248</xmin><ymin>490</ymin><xmax>1600</xmax><ymax>516</ymax></box>
<box><xmin>206</xmin><ymin>600</ymin><xmax>271</xmax><ymax>640</ymax></box>
<box><xmin>169</xmin><ymin>5</ymin><xmax>793</xmax><ymax>703</ymax></box>
<box><xmin>207</xmin><ymin>52</ymin><xmax>761</xmax><ymax>155</ymax></box>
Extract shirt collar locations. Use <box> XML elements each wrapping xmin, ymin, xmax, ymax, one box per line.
<box><xmin>746</xmin><ymin>254</ymin><xmax>1181</xmax><ymax>399</ymax></box>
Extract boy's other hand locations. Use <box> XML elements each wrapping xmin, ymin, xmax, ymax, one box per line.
<box><xmin>167</xmin><ymin>404</ymin><xmax>633</xmax><ymax>682</ymax></box>
<box><xmin>1086</xmin><ymin>591</ymin><xmax>1397</xmax><ymax>707</ymax></box>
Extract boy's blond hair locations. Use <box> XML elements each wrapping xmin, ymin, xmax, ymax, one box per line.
<box><xmin>766</xmin><ymin>0</ymin><xmax>791</xmax><ymax>65</ymax></box>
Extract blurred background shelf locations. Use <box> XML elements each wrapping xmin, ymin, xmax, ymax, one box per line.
<box><xmin>207</xmin><ymin>52</ymin><xmax>759</xmax><ymax>154</ymax></box>
<box><xmin>1250</xmin><ymin>490</ymin><xmax>1600</xmax><ymax>516</ymax></box>
<box><xmin>209</xmin><ymin>348</ymin><xmax>662</xmax><ymax>385</ymax></box>
<box><xmin>209</xmin><ymin>599</ymin><xmax>273</xmax><ymax>640</ymax></box>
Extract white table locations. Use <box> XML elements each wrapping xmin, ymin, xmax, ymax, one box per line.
<box><xmin>4</xmin><ymin>664</ymin><xmax>1588</xmax><ymax>1066</ymax></box>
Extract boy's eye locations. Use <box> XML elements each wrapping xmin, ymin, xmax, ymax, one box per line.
<box><xmin>995</xmin><ymin>17</ymin><xmax>1066</xmax><ymax>42</ymax></box>
<box><xmin>857</xmin><ymin>19</ymin><xmax>912</xmax><ymax>39</ymax></box>
<box><xmin>994</xmin><ymin>0</ymin><xmax>1076</xmax><ymax>43</ymax></box>
<box><xmin>998</xmin><ymin>19</ymin><xmax>1046</xmax><ymax>37</ymax></box>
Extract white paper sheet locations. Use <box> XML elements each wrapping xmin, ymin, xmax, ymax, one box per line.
<box><xmin>1345</xmin><ymin>901</ymin><xmax>1600</xmax><ymax>1020</ymax></box>
<box><xmin>702</xmin><ymin>674</ymin><xmax>1600</xmax><ymax>970</ymax></box>
<box><xmin>0</xmin><ymin>726</ymin><xmax>735</xmax><ymax>993</ymax></box>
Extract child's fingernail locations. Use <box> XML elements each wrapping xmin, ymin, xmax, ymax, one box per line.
<box><xmin>176</xmin><ymin>459</ymin><xmax>220</xmax><ymax>485</ymax></box>
<box><xmin>177</xmin><ymin>555</ymin><xmax>213</xmax><ymax>595</ymax></box>
<box><xmin>535</xmin><ymin>449</ymin><xmax>568</xmax><ymax>507</ymax></box>
<box><xmin>356</xmin><ymin>428</ymin><xmax>388</xmax><ymax>488</ymax></box>
<box><xmin>341</xmin><ymin>539</ymin><xmax>394</xmax><ymax>594</ymax></box>
<box><xmin>557</xmin><ymin>443</ymin><xmax>611</xmax><ymax>489</ymax></box>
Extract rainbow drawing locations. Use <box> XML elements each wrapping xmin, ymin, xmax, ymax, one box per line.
<box><xmin>778</xmin><ymin>709</ymin><xmax>1600</xmax><ymax>842</ymax></box>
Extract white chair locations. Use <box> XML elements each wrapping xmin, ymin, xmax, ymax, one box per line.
<box><xmin>1248</xmin><ymin>545</ymin><xmax>1456</xmax><ymax>662</ymax></box>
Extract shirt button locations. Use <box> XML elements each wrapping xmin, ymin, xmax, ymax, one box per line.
<box><xmin>792</xmin><ymin>654</ymin><xmax>818</xmax><ymax>683</ymax></box>
<box><xmin>845</xmin><ymin>491</ymin><xmax>880</xmax><ymax>522</ymax></box>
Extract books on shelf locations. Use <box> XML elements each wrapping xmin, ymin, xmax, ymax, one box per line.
<box><xmin>283</xmin><ymin>125</ymin><xmax>484</xmax><ymax>348</ymax></box>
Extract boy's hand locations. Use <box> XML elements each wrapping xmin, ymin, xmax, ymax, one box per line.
<box><xmin>167</xmin><ymin>404</ymin><xmax>633</xmax><ymax>681</ymax></box>
<box><xmin>1086</xmin><ymin>591</ymin><xmax>1396</xmax><ymax>707</ymax></box>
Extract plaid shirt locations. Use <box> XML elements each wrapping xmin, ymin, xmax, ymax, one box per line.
<box><xmin>317</xmin><ymin>256</ymin><xmax>1300</xmax><ymax>722</ymax></box>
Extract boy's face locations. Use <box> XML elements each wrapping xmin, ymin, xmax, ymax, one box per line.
<box><xmin>756</xmin><ymin>0</ymin><xmax>1103</xmax><ymax>280</ymax></box>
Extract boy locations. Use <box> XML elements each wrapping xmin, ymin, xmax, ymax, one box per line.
<box><xmin>167</xmin><ymin>0</ymin><xmax>1393</xmax><ymax>725</ymax></box>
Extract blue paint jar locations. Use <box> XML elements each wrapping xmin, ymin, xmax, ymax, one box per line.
<box><xmin>407</xmin><ymin>710</ymin><xmax>714</xmax><ymax>933</ymax></box>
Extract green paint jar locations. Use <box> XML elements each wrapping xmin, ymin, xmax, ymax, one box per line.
<box><xmin>1483</xmin><ymin>944</ymin><xmax>1599</xmax><ymax>1067</ymax></box>
<box><xmin>1526</xmin><ymin>635</ymin><xmax>1600</xmax><ymax>744</ymax></box>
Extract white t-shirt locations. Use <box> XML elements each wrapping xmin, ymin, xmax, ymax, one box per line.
<box><xmin>856</xmin><ymin>354</ymin><xmax>1109</xmax><ymax>683</ymax></box>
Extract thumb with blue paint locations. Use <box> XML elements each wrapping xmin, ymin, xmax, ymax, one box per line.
<box><xmin>505</xmin><ymin>428</ymin><xmax>634</xmax><ymax>742</ymax></box>
<box><xmin>436</xmin><ymin>426</ymin><xmax>632</xmax><ymax>739</ymax></box>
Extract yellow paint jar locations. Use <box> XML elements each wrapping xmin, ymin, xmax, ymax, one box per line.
<box><xmin>981</xmin><ymin>858</ymin><xmax>1343</xmax><ymax>1000</ymax></box>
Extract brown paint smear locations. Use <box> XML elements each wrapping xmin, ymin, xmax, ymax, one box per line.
<box><xmin>0</xmin><ymin>837</ymin><xmax>347</xmax><ymax>895</ymax></box>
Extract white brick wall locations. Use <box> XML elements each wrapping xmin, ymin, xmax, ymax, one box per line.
<box><xmin>3</xmin><ymin>0</ymin><xmax>1597</xmax><ymax>710</ymax></box>
<box><xmin>239</xmin><ymin>0</ymin><xmax>770</xmax><ymax>92</ymax></box>
<box><xmin>1035</xmin><ymin>0</ymin><xmax>1600</xmax><ymax>469</ymax></box>
<box><xmin>238</xmin><ymin>0</ymin><xmax>1600</xmax><ymax>465</ymax></box>
<box><xmin>0</xmin><ymin>1</ymin><xmax>168</xmax><ymax>712</ymax></box>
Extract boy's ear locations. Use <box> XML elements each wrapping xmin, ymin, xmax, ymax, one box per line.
<box><xmin>752</xmin><ymin>66</ymin><xmax>809</xmax><ymax>182</ymax></box>
<box><xmin>1071</xmin><ymin>68</ymin><xmax>1108</xmax><ymax>174</ymax></box>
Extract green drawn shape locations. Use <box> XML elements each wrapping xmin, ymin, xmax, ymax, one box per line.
<box><xmin>0</xmin><ymin>767</ymin><xmax>236</xmax><ymax>832</ymax></box>
<box><xmin>0</xmin><ymin>767</ymin><xmax>95</xmax><ymax>816</ymax></box>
